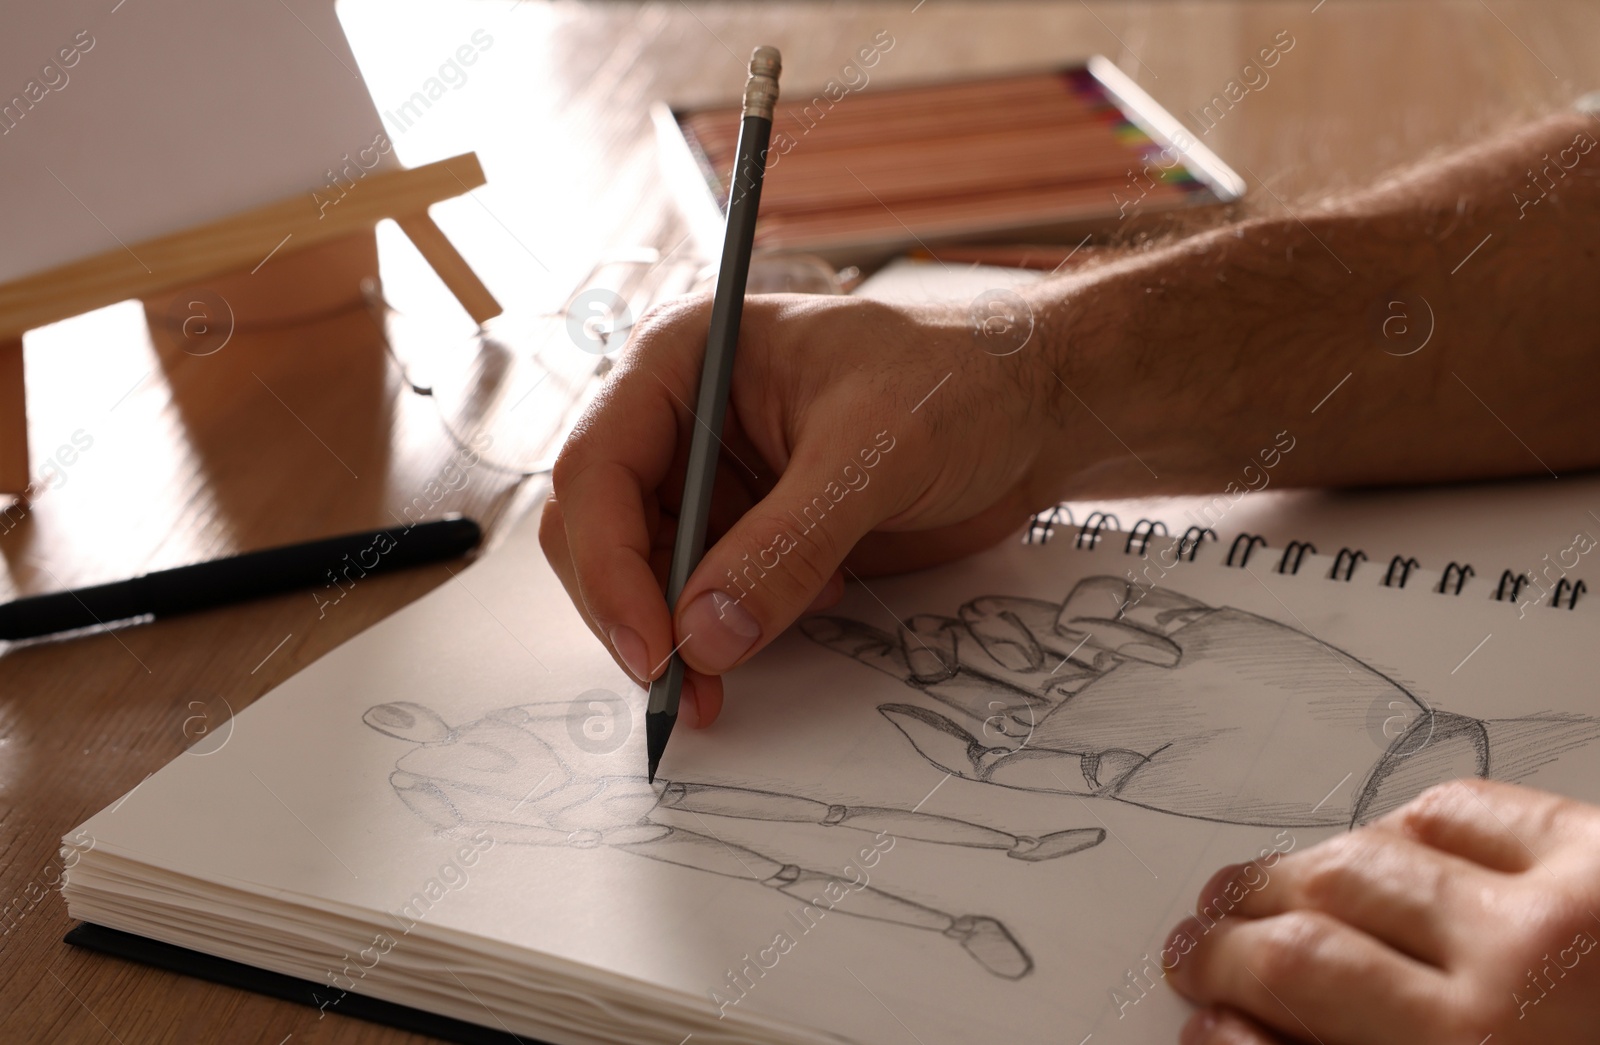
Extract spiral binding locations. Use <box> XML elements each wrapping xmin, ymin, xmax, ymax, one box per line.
<box><xmin>1124</xmin><ymin>519</ymin><xmax>1167</xmax><ymax>555</ymax></box>
<box><xmin>1438</xmin><ymin>563</ymin><xmax>1474</xmax><ymax>595</ymax></box>
<box><xmin>1495</xmin><ymin>570</ymin><xmax>1531</xmax><ymax>601</ymax></box>
<box><xmin>1382</xmin><ymin>556</ymin><xmax>1420</xmax><ymax>588</ymax></box>
<box><xmin>1276</xmin><ymin>541</ymin><xmax>1316</xmax><ymax>576</ymax></box>
<box><xmin>1026</xmin><ymin>505</ymin><xmax>1074</xmax><ymax>545</ymax></box>
<box><xmin>1176</xmin><ymin>526</ymin><xmax>1216</xmax><ymax>561</ymax></box>
<box><xmin>1022</xmin><ymin>507</ymin><xmax>1589</xmax><ymax>610</ymax></box>
<box><xmin>1225</xmin><ymin>533</ymin><xmax>1267</xmax><ymax>569</ymax></box>
<box><xmin>1075</xmin><ymin>512</ymin><xmax>1119</xmax><ymax>550</ymax></box>
<box><xmin>1331</xmin><ymin>548</ymin><xmax>1366</xmax><ymax>582</ymax></box>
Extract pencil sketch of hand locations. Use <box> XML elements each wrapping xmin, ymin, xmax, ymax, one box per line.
<box><xmin>801</xmin><ymin>577</ymin><xmax>1600</xmax><ymax>828</ymax></box>
<box><xmin>363</xmin><ymin>700</ymin><xmax>1105</xmax><ymax>980</ymax></box>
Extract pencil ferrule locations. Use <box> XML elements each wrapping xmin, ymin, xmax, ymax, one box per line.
<box><xmin>743</xmin><ymin>46</ymin><xmax>782</xmax><ymax>119</ymax></box>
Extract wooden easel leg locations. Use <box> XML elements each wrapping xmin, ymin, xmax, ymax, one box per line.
<box><xmin>395</xmin><ymin>212</ymin><xmax>503</xmax><ymax>327</ymax></box>
<box><xmin>0</xmin><ymin>336</ymin><xmax>27</xmax><ymax>496</ymax></box>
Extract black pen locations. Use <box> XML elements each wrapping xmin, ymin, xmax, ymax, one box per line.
<box><xmin>646</xmin><ymin>47</ymin><xmax>781</xmax><ymax>782</ymax></box>
<box><xmin>0</xmin><ymin>515</ymin><xmax>482</xmax><ymax>640</ymax></box>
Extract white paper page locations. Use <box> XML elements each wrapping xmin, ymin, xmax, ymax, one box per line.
<box><xmin>68</xmin><ymin>492</ymin><xmax>1600</xmax><ymax>1044</ymax></box>
<box><xmin>0</xmin><ymin>0</ymin><xmax>393</xmax><ymax>285</ymax></box>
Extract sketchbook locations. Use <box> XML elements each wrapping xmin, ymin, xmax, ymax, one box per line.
<box><xmin>61</xmin><ymin>489</ymin><xmax>1600</xmax><ymax>1044</ymax></box>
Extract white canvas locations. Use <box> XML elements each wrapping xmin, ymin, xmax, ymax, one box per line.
<box><xmin>0</xmin><ymin>0</ymin><xmax>393</xmax><ymax>286</ymax></box>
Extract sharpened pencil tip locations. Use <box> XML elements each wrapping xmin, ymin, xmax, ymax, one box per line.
<box><xmin>645</xmin><ymin>709</ymin><xmax>676</xmax><ymax>784</ymax></box>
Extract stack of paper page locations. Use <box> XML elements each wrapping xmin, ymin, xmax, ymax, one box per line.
<box><xmin>63</xmin><ymin>486</ymin><xmax>1600</xmax><ymax>1043</ymax></box>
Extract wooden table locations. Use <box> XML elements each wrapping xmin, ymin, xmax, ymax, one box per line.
<box><xmin>3</xmin><ymin>1</ymin><xmax>1596</xmax><ymax>1041</ymax></box>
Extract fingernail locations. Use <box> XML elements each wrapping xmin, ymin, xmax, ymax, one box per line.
<box><xmin>681</xmin><ymin>591</ymin><xmax>761</xmax><ymax>672</ymax></box>
<box><xmin>609</xmin><ymin>625</ymin><xmax>651</xmax><ymax>683</ymax></box>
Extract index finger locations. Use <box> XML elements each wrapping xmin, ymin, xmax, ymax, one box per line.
<box><xmin>545</xmin><ymin>298</ymin><xmax>710</xmax><ymax>687</ymax></box>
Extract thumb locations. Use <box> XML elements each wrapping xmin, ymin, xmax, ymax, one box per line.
<box><xmin>673</xmin><ymin>431</ymin><xmax>902</xmax><ymax>675</ymax></box>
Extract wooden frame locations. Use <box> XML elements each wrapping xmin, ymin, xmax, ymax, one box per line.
<box><xmin>0</xmin><ymin>152</ymin><xmax>502</xmax><ymax>495</ymax></box>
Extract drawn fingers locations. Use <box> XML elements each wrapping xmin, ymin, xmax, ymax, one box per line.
<box><xmin>363</xmin><ymin>702</ymin><xmax>451</xmax><ymax>743</ymax></box>
<box><xmin>939</xmin><ymin>597</ymin><xmax>1113</xmax><ymax>702</ymax></box>
<box><xmin>799</xmin><ymin>615</ymin><xmax>911</xmax><ymax>679</ymax></box>
<box><xmin>806</xmin><ymin>584</ymin><xmax>1190</xmax><ymax>699</ymax></box>
<box><xmin>1059</xmin><ymin>575</ymin><xmax>1207</xmax><ymax>626</ymax></box>
<box><xmin>1046</xmin><ymin>576</ymin><xmax>1190</xmax><ymax>666</ymax></box>
<box><xmin>1114</xmin><ymin>586</ymin><xmax>1210</xmax><ymax>632</ymax></box>
<box><xmin>1058</xmin><ymin>576</ymin><xmax>1136</xmax><ymax>622</ymax></box>
<box><xmin>951</xmin><ymin>595</ymin><xmax>1093</xmax><ymax>664</ymax></box>
<box><xmin>878</xmin><ymin>704</ymin><xmax>984</xmax><ymax>781</ymax></box>
<box><xmin>801</xmin><ymin>613</ymin><xmax>1049</xmax><ymax>728</ymax></box>
<box><xmin>903</xmin><ymin>614</ymin><xmax>961</xmax><ymax>681</ymax></box>
<box><xmin>956</xmin><ymin>597</ymin><xmax>1050</xmax><ymax>671</ymax></box>
<box><xmin>1056</xmin><ymin>615</ymin><xmax>1182</xmax><ymax>667</ymax></box>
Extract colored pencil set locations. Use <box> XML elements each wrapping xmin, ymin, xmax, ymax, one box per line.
<box><xmin>658</xmin><ymin>59</ymin><xmax>1245</xmax><ymax>262</ymax></box>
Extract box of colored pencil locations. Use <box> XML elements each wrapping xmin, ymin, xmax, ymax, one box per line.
<box><xmin>653</xmin><ymin>56</ymin><xmax>1246</xmax><ymax>266</ymax></box>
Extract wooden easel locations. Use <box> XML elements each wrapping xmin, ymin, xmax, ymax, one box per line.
<box><xmin>0</xmin><ymin>152</ymin><xmax>501</xmax><ymax>496</ymax></box>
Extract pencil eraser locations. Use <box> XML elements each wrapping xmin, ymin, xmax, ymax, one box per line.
<box><xmin>749</xmin><ymin>46</ymin><xmax>781</xmax><ymax>79</ymax></box>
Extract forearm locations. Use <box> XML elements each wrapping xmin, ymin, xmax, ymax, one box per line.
<box><xmin>1026</xmin><ymin>109</ymin><xmax>1600</xmax><ymax>500</ymax></box>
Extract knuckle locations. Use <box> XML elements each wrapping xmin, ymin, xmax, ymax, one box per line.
<box><xmin>1423</xmin><ymin>777</ymin><xmax>1489</xmax><ymax>805</ymax></box>
<box><xmin>630</xmin><ymin>296</ymin><xmax>710</xmax><ymax>353</ymax></box>
<box><xmin>1397</xmin><ymin>779</ymin><xmax>1484</xmax><ymax>836</ymax></box>
<box><xmin>1532</xmin><ymin>789</ymin><xmax>1583</xmax><ymax>839</ymax></box>
<box><xmin>790</xmin><ymin>512</ymin><xmax>845</xmax><ymax>569</ymax></box>
<box><xmin>723</xmin><ymin>515</ymin><xmax>836</xmax><ymax>612</ymax></box>
<box><xmin>1294</xmin><ymin>856</ymin><xmax>1349</xmax><ymax>911</ymax></box>
<box><xmin>772</xmin><ymin>531</ymin><xmax>836</xmax><ymax>596</ymax></box>
<box><xmin>786</xmin><ymin>547</ymin><xmax>836</xmax><ymax>597</ymax></box>
<box><xmin>1291</xmin><ymin>832</ymin><xmax>1370</xmax><ymax>908</ymax></box>
<box><xmin>1401</xmin><ymin>850</ymin><xmax>1448</xmax><ymax>909</ymax></box>
<box><xmin>549</xmin><ymin>421</ymin><xmax>602</xmax><ymax>491</ymax></box>
<box><xmin>549</xmin><ymin>446</ymin><xmax>579</xmax><ymax>493</ymax></box>
<box><xmin>549</xmin><ymin>417</ymin><xmax>625</xmax><ymax>498</ymax></box>
<box><xmin>1399</xmin><ymin>779</ymin><xmax>1575</xmax><ymax>854</ymax></box>
<box><xmin>1251</xmin><ymin>911</ymin><xmax>1334</xmax><ymax>988</ymax></box>
<box><xmin>537</xmin><ymin>498</ymin><xmax>563</xmax><ymax>557</ymax></box>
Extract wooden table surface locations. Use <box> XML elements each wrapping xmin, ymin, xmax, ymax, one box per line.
<box><xmin>3</xmin><ymin>1</ymin><xmax>1596</xmax><ymax>1042</ymax></box>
